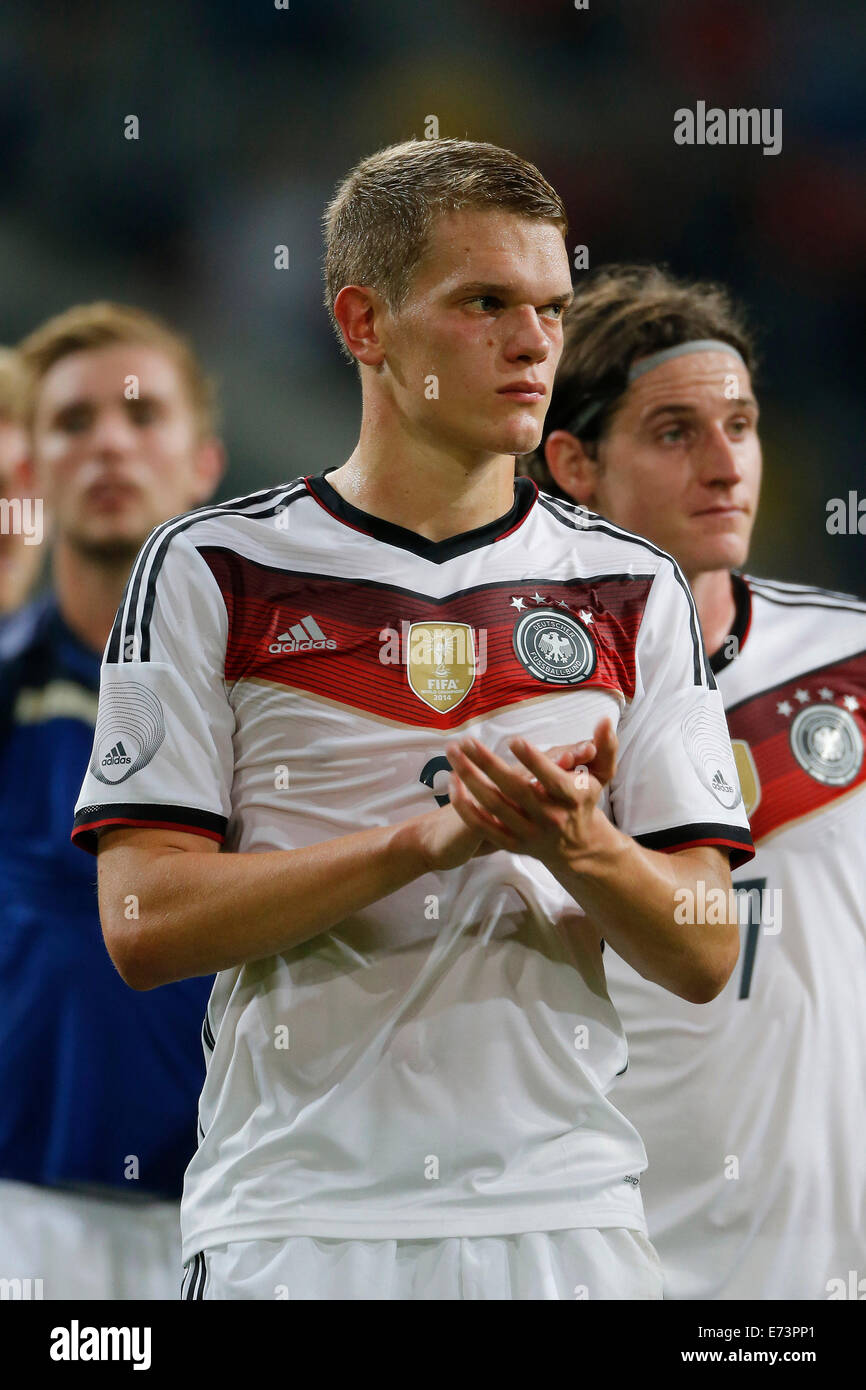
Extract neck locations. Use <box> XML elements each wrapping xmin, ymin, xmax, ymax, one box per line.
<box><xmin>53</xmin><ymin>538</ymin><xmax>138</xmax><ymax>654</ymax></box>
<box><xmin>326</xmin><ymin>394</ymin><xmax>518</xmax><ymax>541</ymax></box>
<box><xmin>688</xmin><ymin>568</ymin><xmax>737</xmax><ymax>658</ymax></box>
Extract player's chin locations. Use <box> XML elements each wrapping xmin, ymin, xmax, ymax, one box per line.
<box><xmin>487</xmin><ymin>419</ymin><xmax>543</xmax><ymax>458</ymax></box>
<box><xmin>75</xmin><ymin>512</ymin><xmax>158</xmax><ymax>555</ymax></box>
<box><xmin>685</xmin><ymin>529</ymin><xmax>750</xmax><ymax>575</ymax></box>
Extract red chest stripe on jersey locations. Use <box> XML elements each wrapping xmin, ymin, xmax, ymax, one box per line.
<box><xmin>725</xmin><ymin>648</ymin><xmax>866</xmax><ymax>840</ymax></box>
<box><xmin>198</xmin><ymin>547</ymin><xmax>652</xmax><ymax>728</ymax></box>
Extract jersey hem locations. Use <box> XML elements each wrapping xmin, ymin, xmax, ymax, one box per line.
<box><xmin>181</xmin><ymin>1199</ymin><xmax>647</xmax><ymax>1262</ymax></box>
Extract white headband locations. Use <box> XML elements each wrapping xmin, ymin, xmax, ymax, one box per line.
<box><xmin>570</xmin><ymin>338</ymin><xmax>747</xmax><ymax>435</ymax></box>
<box><xmin>627</xmin><ymin>339</ymin><xmax>746</xmax><ymax>382</ymax></box>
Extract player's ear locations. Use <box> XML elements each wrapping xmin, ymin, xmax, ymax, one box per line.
<box><xmin>544</xmin><ymin>429</ymin><xmax>599</xmax><ymax>508</ymax></box>
<box><xmin>190</xmin><ymin>437</ymin><xmax>226</xmax><ymax>505</ymax></box>
<box><xmin>333</xmin><ymin>286</ymin><xmax>387</xmax><ymax>368</ymax></box>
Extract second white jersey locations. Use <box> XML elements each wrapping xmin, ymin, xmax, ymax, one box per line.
<box><xmin>604</xmin><ymin>575</ymin><xmax>866</xmax><ymax>1299</ymax></box>
<box><xmin>73</xmin><ymin>474</ymin><xmax>752</xmax><ymax>1264</ymax></box>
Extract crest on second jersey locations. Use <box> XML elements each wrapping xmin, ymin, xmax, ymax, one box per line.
<box><xmin>406</xmin><ymin>622</ymin><xmax>476</xmax><ymax>713</ymax></box>
<box><xmin>512</xmin><ymin>608</ymin><xmax>596</xmax><ymax>685</ymax></box>
<box><xmin>789</xmin><ymin>704</ymin><xmax>863</xmax><ymax>786</ymax></box>
<box><xmin>731</xmin><ymin>739</ymin><xmax>761</xmax><ymax>816</ymax></box>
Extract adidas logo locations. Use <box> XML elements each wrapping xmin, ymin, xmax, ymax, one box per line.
<box><xmin>711</xmin><ymin>768</ymin><xmax>735</xmax><ymax>795</ymax></box>
<box><xmin>101</xmin><ymin>740</ymin><xmax>132</xmax><ymax>767</ymax></box>
<box><xmin>268</xmin><ymin>615</ymin><xmax>336</xmax><ymax>654</ymax></box>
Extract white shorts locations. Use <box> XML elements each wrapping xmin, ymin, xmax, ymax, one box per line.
<box><xmin>0</xmin><ymin>1178</ymin><xmax>183</xmax><ymax>1300</ymax></box>
<box><xmin>182</xmin><ymin>1227</ymin><xmax>663</xmax><ymax>1301</ymax></box>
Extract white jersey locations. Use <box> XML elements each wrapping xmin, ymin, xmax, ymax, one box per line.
<box><xmin>73</xmin><ymin>474</ymin><xmax>752</xmax><ymax>1263</ymax></box>
<box><xmin>604</xmin><ymin>574</ymin><xmax>866</xmax><ymax>1299</ymax></box>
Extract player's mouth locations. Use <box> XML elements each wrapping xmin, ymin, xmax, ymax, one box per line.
<box><xmin>86</xmin><ymin>480</ymin><xmax>141</xmax><ymax>510</ymax></box>
<box><xmin>692</xmin><ymin>505</ymin><xmax>747</xmax><ymax>518</ymax></box>
<box><xmin>497</xmin><ymin>381</ymin><xmax>547</xmax><ymax>403</ymax></box>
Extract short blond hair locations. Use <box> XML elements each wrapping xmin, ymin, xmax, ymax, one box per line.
<box><xmin>0</xmin><ymin>348</ymin><xmax>29</xmax><ymax>424</ymax></box>
<box><xmin>323</xmin><ymin>139</ymin><xmax>568</xmax><ymax>360</ymax></box>
<box><xmin>18</xmin><ymin>301</ymin><xmax>219</xmax><ymax>439</ymax></box>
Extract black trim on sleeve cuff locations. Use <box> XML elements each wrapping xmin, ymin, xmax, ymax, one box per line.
<box><xmin>71</xmin><ymin>803</ymin><xmax>228</xmax><ymax>856</ymax></box>
<box><xmin>633</xmin><ymin>821</ymin><xmax>755</xmax><ymax>871</ymax></box>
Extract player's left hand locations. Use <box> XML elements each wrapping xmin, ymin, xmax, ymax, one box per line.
<box><xmin>445</xmin><ymin>719</ymin><xmax>618</xmax><ymax>870</ymax></box>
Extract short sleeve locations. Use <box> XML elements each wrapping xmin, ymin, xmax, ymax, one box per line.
<box><xmin>609</xmin><ymin>559</ymin><xmax>754</xmax><ymax>869</ymax></box>
<box><xmin>72</xmin><ymin>528</ymin><xmax>235</xmax><ymax>854</ymax></box>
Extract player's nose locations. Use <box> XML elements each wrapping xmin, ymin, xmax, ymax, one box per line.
<box><xmin>88</xmin><ymin>407</ymin><xmax>138</xmax><ymax>457</ymax></box>
<box><xmin>503</xmin><ymin>306</ymin><xmax>551</xmax><ymax>362</ymax></box>
<box><xmin>697</xmin><ymin>424</ymin><xmax>744</xmax><ymax>485</ymax></box>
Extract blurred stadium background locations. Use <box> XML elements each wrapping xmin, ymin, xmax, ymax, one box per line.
<box><xmin>2</xmin><ymin>0</ymin><xmax>863</xmax><ymax>590</ymax></box>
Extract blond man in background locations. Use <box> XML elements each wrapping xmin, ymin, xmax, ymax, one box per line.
<box><xmin>0</xmin><ymin>303</ymin><xmax>223</xmax><ymax>1298</ymax></box>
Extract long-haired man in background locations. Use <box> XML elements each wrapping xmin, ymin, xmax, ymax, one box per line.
<box><xmin>523</xmin><ymin>263</ymin><xmax>866</xmax><ymax>1299</ymax></box>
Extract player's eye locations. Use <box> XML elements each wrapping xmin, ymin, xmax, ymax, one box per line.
<box><xmin>728</xmin><ymin>417</ymin><xmax>750</xmax><ymax>436</ymax></box>
<box><xmin>539</xmin><ymin>303</ymin><xmax>566</xmax><ymax>320</ymax></box>
<box><xmin>128</xmin><ymin>398</ymin><xmax>161</xmax><ymax>426</ymax></box>
<box><xmin>466</xmin><ymin>295</ymin><xmax>502</xmax><ymax>312</ymax></box>
<box><xmin>659</xmin><ymin>424</ymin><xmax>686</xmax><ymax>444</ymax></box>
<box><xmin>55</xmin><ymin>405</ymin><xmax>93</xmax><ymax>434</ymax></box>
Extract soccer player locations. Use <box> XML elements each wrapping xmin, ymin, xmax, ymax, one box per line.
<box><xmin>0</xmin><ymin>347</ymin><xmax>43</xmax><ymax>613</ymax></box>
<box><xmin>524</xmin><ymin>263</ymin><xmax>866</xmax><ymax>1299</ymax></box>
<box><xmin>0</xmin><ymin>303</ymin><xmax>224</xmax><ymax>1298</ymax></box>
<box><xmin>73</xmin><ymin>142</ymin><xmax>753</xmax><ymax>1302</ymax></box>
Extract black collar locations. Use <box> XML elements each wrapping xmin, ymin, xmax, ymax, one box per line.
<box><xmin>709</xmin><ymin>572</ymin><xmax>752</xmax><ymax>674</ymax></box>
<box><xmin>304</xmin><ymin>468</ymin><xmax>537</xmax><ymax>565</ymax></box>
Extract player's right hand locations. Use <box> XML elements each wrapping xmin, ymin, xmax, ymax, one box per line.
<box><xmin>410</xmin><ymin>731</ymin><xmax>613</xmax><ymax>873</ymax></box>
<box><xmin>445</xmin><ymin>719</ymin><xmax>619</xmax><ymax>872</ymax></box>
